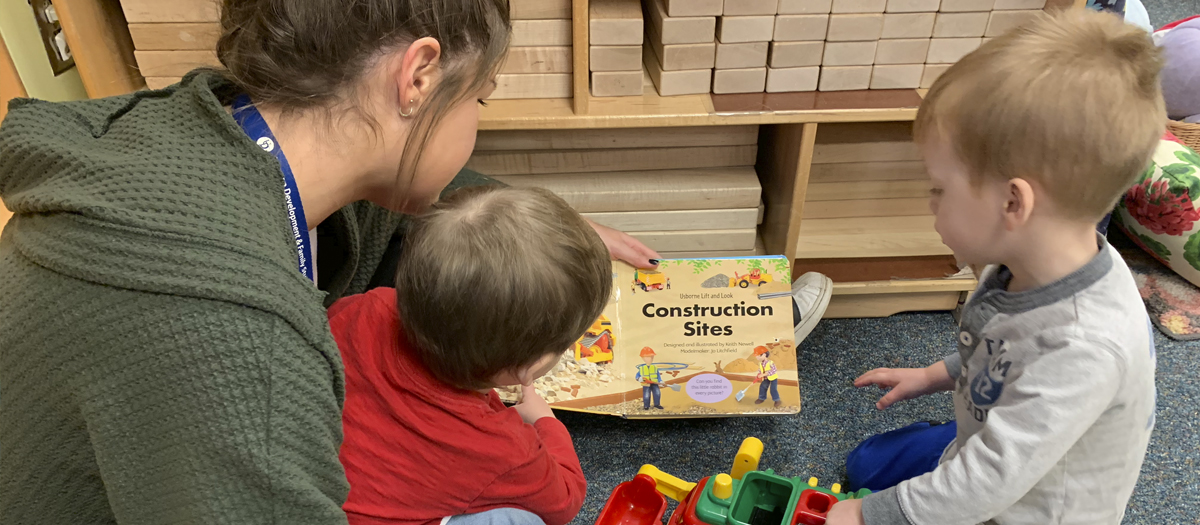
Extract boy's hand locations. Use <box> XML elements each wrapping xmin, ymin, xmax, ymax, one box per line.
<box><xmin>825</xmin><ymin>499</ymin><xmax>865</xmax><ymax>525</ymax></box>
<box><xmin>587</xmin><ymin>219</ymin><xmax>661</xmax><ymax>269</ymax></box>
<box><xmin>854</xmin><ymin>361</ymin><xmax>955</xmax><ymax>410</ymax></box>
<box><xmin>514</xmin><ymin>385</ymin><xmax>556</xmax><ymax>424</ymax></box>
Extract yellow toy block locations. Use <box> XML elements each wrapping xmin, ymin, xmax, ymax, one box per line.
<box><xmin>638</xmin><ymin>464</ymin><xmax>697</xmax><ymax>502</ymax></box>
<box><xmin>730</xmin><ymin>437</ymin><xmax>764</xmax><ymax>480</ymax></box>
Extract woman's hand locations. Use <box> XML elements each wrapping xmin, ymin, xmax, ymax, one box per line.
<box><xmin>854</xmin><ymin>361</ymin><xmax>955</xmax><ymax>410</ymax></box>
<box><xmin>587</xmin><ymin>219</ymin><xmax>660</xmax><ymax>269</ymax></box>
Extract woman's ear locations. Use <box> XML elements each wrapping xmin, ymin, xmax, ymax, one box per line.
<box><xmin>389</xmin><ymin>37</ymin><xmax>442</xmax><ymax>117</ymax></box>
<box><xmin>1004</xmin><ymin>177</ymin><xmax>1036</xmax><ymax>230</ymax></box>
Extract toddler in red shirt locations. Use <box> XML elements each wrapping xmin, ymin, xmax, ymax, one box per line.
<box><xmin>327</xmin><ymin>185</ymin><xmax>612</xmax><ymax>525</ymax></box>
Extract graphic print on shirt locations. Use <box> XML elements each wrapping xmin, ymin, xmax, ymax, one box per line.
<box><xmin>965</xmin><ymin>338</ymin><xmax>1011</xmax><ymax>422</ymax></box>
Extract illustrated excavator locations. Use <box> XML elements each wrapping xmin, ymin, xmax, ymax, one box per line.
<box><xmin>574</xmin><ymin>315</ymin><xmax>615</xmax><ymax>363</ymax></box>
<box><xmin>730</xmin><ymin>269</ymin><xmax>773</xmax><ymax>288</ymax></box>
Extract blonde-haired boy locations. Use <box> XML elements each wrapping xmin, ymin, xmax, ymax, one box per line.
<box><xmin>829</xmin><ymin>10</ymin><xmax>1163</xmax><ymax>525</ymax></box>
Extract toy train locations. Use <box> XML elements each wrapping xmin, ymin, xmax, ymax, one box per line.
<box><xmin>597</xmin><ymin>438</ymin><xmax>869</xmax><ymax>525</ymax></box>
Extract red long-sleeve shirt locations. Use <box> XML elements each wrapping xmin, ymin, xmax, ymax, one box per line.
<box><xmin>328</xmin><ymin>288</ymin><xmax>587</xmax><ymax>525</ymax></box>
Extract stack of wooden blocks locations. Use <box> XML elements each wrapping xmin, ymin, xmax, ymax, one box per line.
<box><xmin>642</xmin><ymin>0</ymin><xmax>719</xmax><ymax>96</ymax></box>
<box><xmin>493</xmin><ymin>0</ymin><xmax>575</xmax><ymax>99</ymax></box>
<box><xmin>465</xmin><ymin>127</ymin><xmax>765</xmax><ymax>257</ymax></box>
<box><xmin>590</xmin><ymin>0</ymin><xmax>646</xmax><ymax>96</ymax></box>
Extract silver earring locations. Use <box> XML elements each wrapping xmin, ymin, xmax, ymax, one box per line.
<box><xmin>400</xmin><ymin>99</ymin><xmax>416</xmax><ymax>118</ymax></box>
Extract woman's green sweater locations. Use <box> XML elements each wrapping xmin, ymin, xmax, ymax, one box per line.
<box><xmin>0</xmin><ymin>72</ymin><xmax>493</xmax><ymax>524</ymax></box>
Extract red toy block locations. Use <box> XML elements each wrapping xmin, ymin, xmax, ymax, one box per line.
<box><xmin>792</xmin><ymin>489</ymin><xmax>840</xmax><ymax>525</ymax></box>
<box><xmin>597</xmin><ymin>474</ymin><xmax>669</xmax><ymax>525</ymax></box>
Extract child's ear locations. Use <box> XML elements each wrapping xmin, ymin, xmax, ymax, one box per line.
<box><xmin>1003</xmin><ymin>178</ymin><xmax>1035</xmax><ymax>230</ymax></box>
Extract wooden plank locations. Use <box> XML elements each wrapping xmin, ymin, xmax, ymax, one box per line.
<box><xmin>629</xmin><ymin>229</ymin><xmax>758</xmax><ymax>252</ymax></box>
<box><xmin>795</xmin><ymin>215</ymin><xmax>950</xmax><ymax>258</ymax></box>
<box><xmin>806</xmin><ymin>179</ymin><xmax>929</xmax><ymax>201</ymax></box>
<box><xmin>511</xmin><ymin>0</ymin><xmax>573</xmax><ymax>19</ymax></box>
<box><xmin>572</xmin><ymin>0</ymin><xmax>590</xmax><ymax>114</ymax></box>
<box><xmin>582</xmin><ymin>208</ymin><xmax>759</xmax><ymax>231</ymax></box>
<box><xmin>512</xmin><ymin>20</ymin><xmax>574</xmax><ymax>46</ymax></box>
<box><xmin>491</xmin><ymin>167</ymin><xmax>762</xmax><ymax>212</ymax></box>
<box><xmin>128</xmin><ymin>23</ymin><xmax>220</xmax><ymax>50</ymax></box>
<box><xmin>1</xmin><ymin>35</ymin><xmax>26</xmax><ymax>123</ymax></box>
<box><xmin>812</xmin><ymin>121</ymin><xmax>920</xmax><ymax>163</ymax></box>
<box><xmin>792</xmin><ymin>255</ymin><xmax>961</xmax><ymax>281</ymax></box>
<box><xmin>135</xmin><ymin>50</ymin><xmax>220</xmax><ymax>77</ymax></box>
<box><xmin>501</xmin><ymin>47</ymin><xmax>573</xmax><ymax>74</ymax></box>
<box><xmin>121</xmin><ymin>0</ymin><xmax>218</xmax><ymax>23</ymax></box>
<box><xmin>55</xmin><ymin>0</ymin><xmax>146</xmax><ymax>97</ymax></box>
<box><xmin>474</xmin><ymin>125</ymin><xmax>759</xmax><ymax>150</ymax></box>
<box><xmin>825</xmin><ymin>290</ymin><xmax>961</xmax><ymax>317</ymax></box>
<box><xmin>144</xmin><ymin>77</ymin><xmax>180</xmax><ymax>89</ymax></box>
<box><xmin>491</xmin><ymin>73</ymin><xmax>573</xmax><ymax>99</ymax></box>
<box><xmin>833</xmin><ymin>278</ymin><xmax>975</xmax><ymax>295</ymax></box>
<box><xmin>758</xmin><ymin>122</ymin><xmax>817</xmax><ymax>262</ymax></box>
<box><xmin>467</xmin><ymin>145</ymin><xmax>758</xmax><ymax>174</ymax></box>
<box><xmin>590</xmin><ymin>0</ymin><xmax>643</xmax><ymax>46</ymax></box>
<box><xmin>802</xmin><ymin>197</ymin><xmax>929</xmax><ymax>218</ymax></box>
<box><xmin>808</xmin><ymin>160</ymin><xmax>926</xmax><ymax>183</ymax></box>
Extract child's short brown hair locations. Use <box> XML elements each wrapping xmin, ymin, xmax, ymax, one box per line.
<box><xmin>395</xmin><ymin>185</ymin><xmax>612</xmax><ymax>390</ymax></box>
<box><xmin>915</xmin><ymin>10</ymin><xmax>1165</xmax><ymax>221</ymax></box>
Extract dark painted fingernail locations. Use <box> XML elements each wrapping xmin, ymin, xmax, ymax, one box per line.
<box><xmin>649</xmin><ymin>259</ymin><xmax>660</xmax><ymax>265</ymax></box>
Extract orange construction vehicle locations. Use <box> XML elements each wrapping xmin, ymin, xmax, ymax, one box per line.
<box><xmin>574</xmin><ymin>315</ymin><xmax>615</xmax><ymax>363</ymax></box>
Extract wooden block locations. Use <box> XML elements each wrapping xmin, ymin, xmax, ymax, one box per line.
<box><xmin>716</xmin><ymin>42</ymin><xmax>770</xmax><ymax>69</ymax></box>
<box><xmin>985</xmin><ymin>10</ymin><xmax>1041</xmax><ymax>37</ymax></box>
<box><xmin>121</xmin><ymin>0</ymin><xmax>217</xmax><ymax>23</ymax></box>
<box><xmin>921</xmin><ymin>63</ymin><xmax>952</xmax><ymax>88</ymax></box>
<box><xmin>490</xmin><ymin>74</ymin><xmax>573</xmax><ymax>99</ymax></box>
<box><xmin>933</xmin><ymin>12</ymin><xmax>988</xmax><ymax>38</ymax></box>
<box><xmin>724</xmin><ymin>0</ymin><xmax>779</xmax><ymax>16</ymax></box>
<box><xmin>831</xmin><ymin>0</ymin><xmax>887</xmax><ymax>13</ymax></box>
<box><xmin>767</xmin><ymin>66</ymin><xmax>820</xmax><ymax>92</ymax></box>
<box><xmin>993</xmin><ymin>0</ymin><xmax>1045</xmax><ymax>9</ymax></box>
<box><xmin>134</xmin><ymin>50</ymin><xmax>218</xmax><ymax>77</ymax></box>
<box><xmin>826</xmin><ymin>14</ymin><xmax>884</xmax><ymax>41</ymax></box>
<box><xmin>773</xmin><ymin>14</ymin><xmax>830</xmax><ymax>41</ymax></box>
<box><xmin>874</xmin><ymin>39</ymin><xmax>930</xmax><ymax>64</ymax></box>
<box><xmin>822</xmin><ymin>41</ymin><xmax>877</xmax><ymax>66</ymax></box>
<box><xmin>937</xmin><ymin>0</ymin><xmax>994</xmax><ymax>11</ymax></box>
<box><xmin>492</xmin><ymin>167</ymin><xmax>762</xmax><ymax>212</ymax></box>
<box><xmin>646</xmin><ymin>0</ymin><xmax>718</xmax><ymax>44</ymax></box>
<box><xmin>884</xmin><ymin>0</ymin><xmax>941</xmax><ymax>12</ymax></box>
<box><xmin>583</xmin><ymin>208</ymin><xmax>759</xmax><ymax>231</ymax></box>
<box><xmin>512</xmin><ymin>20</ymin><xmax>574</xmax><ymax>46</ymax></box>
<box><xmin>502</xmin><ymin>47</ymin><xmax>573</xmax><ymax>74</ymax></box>
<box><xmin>644</xmin><ymin>46</ymin><xmax>714</xmax><ymax>95</ymax></box>
<box><xmin>796</xmin><ymin>216</ymin><xmax>949</xmax><ymax>258</ymax></box>
<box><xmin>590</xmin><ymin>0</ymin><xmax>644</xmax><ymax>45</ymax></box>
<box><xmin>713</xmin><ymin>68</ymin><xmax>768</xmax><ymax>93</ymax></box>
<box><xmin>511</xmin><ymin>0</ymin><xmax>573</xmax><ymax>19</ymax></box>
<box><xmin>664</xmin><ymin>0</ymin><xmax>725</xmax><ymax>16</ymax></box>
<box><xmin>591</xmin><ymin>70</ymin><xmax>645</xmax><ymax>96</ymax></box>
<box><xmin>128</xmin><ymin>23</ymin><xmax>219</xmax><ymax>50</ymax></box>
<box><xmin>470</xmin><ymin>145</ymin><xmax>759</xmax><ymax>175</ymax></box>
<box><xmin>475</xmin><ymin>126</ymin><xmax>759</xmax><ymax>151</ymax></box>
<box><xmin>778</xmin><ymin>0</ymin><xmax>833</xmax><ymax>14</ymax></box>
<box><xmin>818</xmin><ymin>66</ymin><xmax>871</xmax><ymax>91</ymax></box>
<box><xmin>144</xmin><ymin>77</ymin><xmax>179</xmax><ymax>90</ymax></box>
<box><xmin>881</xmin><ymin>13</ymin><xmax>935</xmax><ymax>38</ymax></box>
<box><xmin>769</xmin><ymin>41</ymin><xmax>824</xmax><ymax>67</ymax></box>
<box><xmin>870</xmin><ymin>64</ymin><xmax>923</xmax><ymax>89</ymax></box>
<box><xmin>813</xmin><ymin>122</ymin><xmax>920</xmax><ymax>163</ymax></box>
<box><xmin>926</xmin><ymin>37</ymin><xmax>981</xmax><ymax>63</ymax></box>
<box><xmin>802</xmin><ymin>197</ymin><xmax>930</xmax><ymax>218</ymax></box>
<box><xmin>805</xmin><ymin>180</ymin><xmax>929</xmax><ymax>200</ymax></box>
<box><xmin>649</xmin><ymin>36</ymin><xmax>717</xmax><ymax>70</ymax></box>
<box><xmin>590</xmin><ymin>46</ymin><xmax>643</xmax><ymax>71</ymax></box>
<box><xmin>630</xmin><ymin>229</ymin><xmax>758</xmax><ymax>251</ymax></box>
<box><xmin>718</xmin><ymin>16</ymin><xmax>776</xmax><ymax>43</ymax></box>
<box><xmin>808</xmin><ymin>160</ymin><xmax>926</xmax><ymax>183</ymax></box>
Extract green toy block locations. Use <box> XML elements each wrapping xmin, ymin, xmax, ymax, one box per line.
<box><xmin>695</xmin><ymin>477</ymin><xmax>736</xmax><ymax>525</ymax></box>
<box><xmin>729</xmin><ymin>471</ymin><xmax>797</xmax><ymax>525</ymax></box>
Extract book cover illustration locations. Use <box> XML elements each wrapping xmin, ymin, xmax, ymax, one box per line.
<box><xmin>500</xmin><ymin>257</ymin><xmax>800</xmax><ymax>418</ymax></box>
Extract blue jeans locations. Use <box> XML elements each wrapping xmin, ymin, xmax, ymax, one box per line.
<box><xmin>446</xmin><ymin>509</ymin><xmax>546</xmax><ymax>525</ymax></box>
<box><xmin>758</xmin><ymin>379</ymin><xmax>780</xmax><ymax>402</ymax></box>
<box><xmin>845</xmin><ymin>421</ymin><xmax>958</xmax><ymax>492</ymax></box>
<box><xmin>642</xmin><ymin>384</ymin><xmax>661</xmax><ymax>408</ymax></box>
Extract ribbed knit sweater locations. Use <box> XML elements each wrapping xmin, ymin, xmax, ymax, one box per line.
<box><xmin>0</xmin><ymin>71</ymin><xmax>494</xmax><ymax>524</ymax></box>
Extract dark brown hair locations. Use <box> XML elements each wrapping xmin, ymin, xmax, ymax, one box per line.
<box><xmin>215</xmin><ymin>0</ymin><xmax>511</xmax><ymax>207</ymax></box>
<box><xmin>395</xmin><ymin>185</ymin><xmax>613</xmax><ymax>390</ymax></box>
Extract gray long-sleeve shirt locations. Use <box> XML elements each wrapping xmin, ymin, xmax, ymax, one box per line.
<box><xmin>863</xmin><ymin>238</ymin><xmax>1157</xmax><ymax>524</ymax></box>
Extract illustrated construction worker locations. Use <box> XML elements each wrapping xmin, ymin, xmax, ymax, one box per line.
<box><xmin>754</xmin><ymin>345</ymin><xmax>781</xmax><ymax>408</ymax></box>
<box><xmin>636</xmin><ymin>346</ymin><xmax>665</xmax><ymax>410</ymax></box>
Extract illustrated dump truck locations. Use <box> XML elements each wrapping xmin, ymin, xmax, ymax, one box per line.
<box><xmin>574</xmin><ymin>315</ymin><xmax>615</xmax><ymax>363</ymax></box>
<box><xmin>596</xmin><ymin>438</ymin><xmax>869</xmax><ymax>525</ymax></box>
<box><xmin>730</xmin><ymin>269</ymin><xmax>773</xmax><ymax>288</ymax></box>
<box><xmin>634</xmin><ymin>269</ymin><xmax>668</xmax><ymax>292</ymax></box>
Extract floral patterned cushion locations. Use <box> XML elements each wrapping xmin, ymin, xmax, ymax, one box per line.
<box><xmin>1114</xmin><ymin>131</ymin><xmax>1200</xmax><ymax>287</ymax></box>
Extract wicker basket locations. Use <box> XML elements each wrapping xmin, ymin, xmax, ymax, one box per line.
<box><xmin>1167</xmin><ymin>119</ymin><xmax>1200</xmax><ymax>153</ymax></box>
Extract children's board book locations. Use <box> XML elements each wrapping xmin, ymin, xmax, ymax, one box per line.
<box><xmin>498</xmin><ymin>256</ymin><xmax>800</xmax><ymax>419</ymax></box>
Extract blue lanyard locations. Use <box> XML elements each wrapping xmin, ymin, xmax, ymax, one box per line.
<box><xmin>231</xmin><ymin>94</ymin><xmax>315</xmax><ymax>283</ymax></box>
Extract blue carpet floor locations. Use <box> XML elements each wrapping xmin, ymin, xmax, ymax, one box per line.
<box><xmin>561</xmin><ymin>311</ymin><xmax>1199</xmax><ymax>524</ymax></box>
